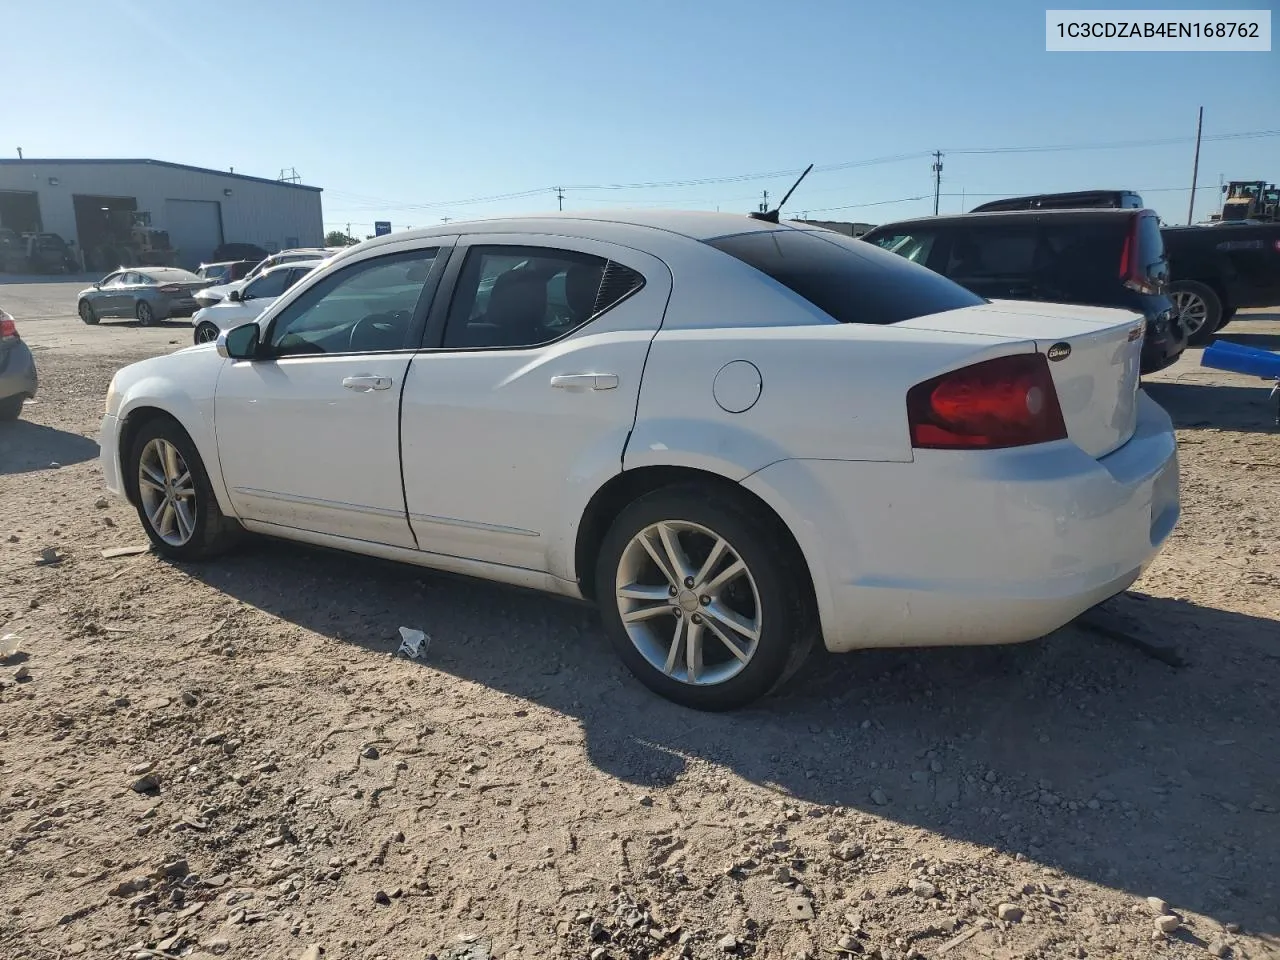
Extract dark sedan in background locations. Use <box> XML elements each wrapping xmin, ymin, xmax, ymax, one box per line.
<box><xmin>76</xmin><ymin>267</ymin><xmax>213</xmax><ymax>326</ymax></box>
<box><xmin>0</xmin><ymin>306</ymin><xmax>38</xmax><ymax>420</ymax></box>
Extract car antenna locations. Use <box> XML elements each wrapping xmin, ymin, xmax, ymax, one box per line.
<box><xmin>748</xmin><ymin>163</ymin><xmax>815</xmax><ymax>223</ymax></box>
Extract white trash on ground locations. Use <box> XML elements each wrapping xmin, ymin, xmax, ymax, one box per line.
<box><xmin>397</xmin><ymin>626</ymin><xmax>429</xmax><ymax>659</ymax></box>
<box><xmin>0</xmin><ymin>633</ymin><xmax>22</xmax><ymax>659</ymax></box>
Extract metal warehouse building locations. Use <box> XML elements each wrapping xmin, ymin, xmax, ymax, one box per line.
<box><xmin>0</xmin><ymin>158</ymin><xmax>323</xmax><ymax>271</ymax></box>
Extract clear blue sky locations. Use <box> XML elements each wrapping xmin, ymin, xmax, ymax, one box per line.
<box><xmin>7</xmin><ymin>0</ymin><xmax>1278</xmax><ymax>232</ymax></box>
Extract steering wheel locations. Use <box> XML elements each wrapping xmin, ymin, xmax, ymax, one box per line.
<box><xmin>349</xmin><ymin>309</ymin><xmax>411</xmax><ymax>351</ymax></box>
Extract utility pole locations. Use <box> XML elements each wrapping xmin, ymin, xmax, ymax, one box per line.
<box><xmin>1187</xmin><ymin>106</ymin><xmax>1203</xmax><ymax>225</ymax></box>
<box><xmin>16</xmin><ymin>147</ymin><xmax>22</xmax><ymax>159</ymax></box>
<box><xmin>441</xmin><ymin>217</ymin><xmax>451</xmax><ymax>224</ymax></box>
<box><xmin>931</xmin><ymin>151</ymin><xmax>944</xmax><ymax>215</ymax></box>
<box><xmin>1218</xmin><ymin>172</ymin><xmax>1225</xmax><ymax>217</ymax></box>
<box><xmin>960</xmin><ymin>187</ymin><xmax>965</xmax><ymax>213</ymax></box>
<box><xmin>555</xmin><ymin>187</ymin><xmax>564</xmax><ymax>211</ymax></box>
<box><xmin>759</xmin><ymin>190</ymin><xmax>769</xmax><ymax>213</ymax></box>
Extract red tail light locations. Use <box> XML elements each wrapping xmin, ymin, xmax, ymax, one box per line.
<box><xmin>907</xmin><ymin>353</ymin><xmax>1067</xmax><ymax>450</ymax></box>
<box><xmin>0</xmin><ymin>309</ymin><xmax>16</xmax><ymax>339</ymax></box>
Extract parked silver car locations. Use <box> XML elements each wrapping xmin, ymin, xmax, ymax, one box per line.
<box><xmin>193</xmin><ymin>247</ymin><xmax>344</xmax><ymax>308</ymax></box>
<box><xmin>0</xmin><ymin>306</ymin><xmax>38</xmax><ymax>420</ymax></box>
<box><xmin>77</xmin><ymin>268</ymin><xmax>212</xmax><ymax>326</ymax></box>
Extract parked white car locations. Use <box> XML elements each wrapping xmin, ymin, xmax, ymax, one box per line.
<box><xmin>191</xmin><ymin>260</ymin><xmax>323</xmax><ymax>344</ymax></box>
<box><xmin>99</xmin><ymin>211</ymin><xmax>1179</xmax><ymax>710</ymax></box>
<box><xmin>193</xmin><ymin>247</ymin><xmax>341</xmax><ymax>309</ymax></box>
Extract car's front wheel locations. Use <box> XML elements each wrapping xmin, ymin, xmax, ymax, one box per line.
<box><xmin>136</xmin><ymin>300</ymin><xmax>157</xmax><ymax>326</ymax></box>
<box><xmin>79</xmin><ymin>300</ymin><xmax>99</xmax><ymax>325</ymax></box>
<box><xmin>129</xmin><ymin>417</ymin><xmax>241</xmax><ymax>560</ymax></box>
<box><xmin>194</xmin><ymin>321</ymin><xmax>220</xmax><ymax>345</ymax></box>
<box><xmin>1168</xmin><ymin>280</ymin><xmax>1222</xmax><ymax>346</ymax></box>
<box><xmin>596</xmin><ymin>485</ymin><xmax>815</xmax><ymax>710</ymax></box>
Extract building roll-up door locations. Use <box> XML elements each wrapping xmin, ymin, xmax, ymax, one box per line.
<box><xmin>164</xmin><ymin>199</ymin><xmax>223</xmax><ymax>269</ymax></box>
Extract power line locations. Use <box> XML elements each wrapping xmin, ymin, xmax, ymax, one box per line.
<box><xmin>317</xmin><ymin>128</ymin><xmax>1280</xmax><ymax>214</ymax></box>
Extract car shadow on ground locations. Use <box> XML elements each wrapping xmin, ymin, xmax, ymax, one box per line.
<box><xmin>1144</xmin><ymin>381</ymin><xmax>1277</xmax><ymax>433</ymax></box>
<box><xmin>0</xmin><ymin>419</ymin><xmax>99</xmax><ymax>475</ymax></box>
<box><xmin>189</xmin><ymin>540</ymin><xmax>1280</xmax><ymax>934</ymax></box>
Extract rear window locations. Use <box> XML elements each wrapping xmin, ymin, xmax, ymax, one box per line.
<box><xmin>706</xmin><ymin>229</ymin><xmax>983</xmax><ymax>325</ymax></box>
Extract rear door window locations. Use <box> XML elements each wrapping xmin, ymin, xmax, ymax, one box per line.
<box><xmin>706</xmin><ymin>229</ymin><xmax>982</xmax><ymax>325</ymax></box>
<box><xmin>943</xmin><ymin>227</ymin><xmax>1038</xmax><ymax>299</ymax></box>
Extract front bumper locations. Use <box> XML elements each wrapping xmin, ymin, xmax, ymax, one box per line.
<box><xmin>0</xmin><ymin>340</ymin><xmax>39</xmax><ymax>401</ymax></box>
<box><xmin>742</xmin><ymin>391</ymin><xmax>1180</xmax><ymax>652</ymax></box>
<box><xmin>100</xmin><ymin>413</ymin><xmax>126</xmax><ymax>501</ymax></box>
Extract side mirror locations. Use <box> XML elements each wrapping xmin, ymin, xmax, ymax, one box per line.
<box><xmin>217</xmin><ymin>322</ymin><xmax>260</xmax><ymax>361</ymax></box>
<box><xmin>228</xmin><ymin>289</ymin><xmax>242</xmax><ymax>302</ymax></box>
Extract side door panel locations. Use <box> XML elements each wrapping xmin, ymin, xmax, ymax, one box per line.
<box><xmin>399</xmin><ymin>235</ymin><xmax>672</xmax><ymax>575</ymax></box>
<box><xmin>214</xmin><ymin>243</ymin><xmax>455</xmax><ymax>547</ymax></box>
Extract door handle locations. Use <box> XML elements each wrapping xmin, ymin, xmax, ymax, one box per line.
<box><xmin>342</xmin><ymin>375</ymin><xmax>393</xmax><ymax>392</ymax></box>
<box><xmin>549</xmin><ymin>373</ymin><xmax>619</xmax><ymax>391</ymax></box>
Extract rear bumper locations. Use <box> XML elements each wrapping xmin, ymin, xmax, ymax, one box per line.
<box><xmin>742</xmin><ymin>391</ymin><xmax>1179</xmax><ymax>652</ymax></box>
<box><xmin>162</xmin><ymin>297</ymin><xmax>200</xmax><ymax>318</ymax></box>
<box><xmin>1140</xmin><ymin>312</ymin><xmax>1188</xmax><ymax>373</ymax></box>
<box><xmin>0</xmin><ymin>340</ymin><xmax>39</xmax><ymax>400</ymax></box>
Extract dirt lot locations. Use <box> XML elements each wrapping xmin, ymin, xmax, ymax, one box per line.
<box><xmin>2</xmin><ymin>277</ymin><xmax>1278</xmax><ymax>960</ymax></box>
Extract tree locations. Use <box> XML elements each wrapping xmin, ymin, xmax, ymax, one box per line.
<box><xmin>325</xmin><ymin>230</ymin><xmax>359</xmax><ymax>247</ymax></box>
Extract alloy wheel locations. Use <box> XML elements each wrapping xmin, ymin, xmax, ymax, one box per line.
<box><xmin>195</xmin><ymin>322</ymin><xmax>219</xmax><ymax>344</ymax></box>
<box><xmin>614</xmin><ymin>520</ymin><xmax>762</xmax><ymax>686</ymax></box>
<box><xmin>1170</xmin><ymin>290</ymin><xmax>1209</xmax><ymax>337</ymax></box>
<box><xmin>137</xmin><ymin>438</ymin><xmax>197</xmax><ymax>546</ymax></box>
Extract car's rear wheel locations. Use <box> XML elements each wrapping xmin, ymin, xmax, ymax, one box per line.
<box><xmin>0</xmin><ymin>394</ymin><xmax>24</xmax><ymax>421</ymax></box>
<box><xmin>596</xmin><ymin>485</ymin><xmax>814</xmax><ymax>710</ymax></box>
<box><xmin>129</xmin><ymin>417</ymin><xmax>241</xmax><ymax>561</ymax></box>
<box><xmin>194</xmin><ymin>321</ymin><xmax>220</xmax><ymax>345</ymax></box>
<box><xmin>136</xmin><ymin>300</ymin><xmax>157</xmax><ymax>326</ymax></box>
<box><xmin>79</xmin><ymin>300</ymin><xmax>99</xmax><ymax>325</ymax></box>
<box><xmin>1168</xmin><ymin>280</ymin><xmax>1222</xmax><ymax>346</ymax></box>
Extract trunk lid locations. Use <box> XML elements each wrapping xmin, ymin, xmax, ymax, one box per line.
<box><xmin>897</xmin><ymin>300</ymin><xmax>1145</xmax><ymax>458</ymax></box>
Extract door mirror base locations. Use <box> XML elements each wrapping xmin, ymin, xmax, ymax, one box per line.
<box><xmin>218</xmin><ymin>322</ymin><xmax>261</xmax><ymax>360</ymax></box>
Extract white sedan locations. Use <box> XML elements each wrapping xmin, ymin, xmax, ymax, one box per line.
<box><xmin>191</xmin><ymin>260</ymin><xmax>323</xmax><ymax>344</ymax></box>
<box><xmin>100</xmin><ymin>211</ymin><xmax>1179</xmax><ymax>710</ymax></box>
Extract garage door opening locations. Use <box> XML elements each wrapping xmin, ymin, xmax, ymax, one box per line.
<box><xmin>74</xmin><ymin>194</ymin><xmax>138</xmax><ymax>272</ymax></box>
<box><xmin>0</xmin><ymin>190</ymin><xmax>42</xmax><ymax>234</ymax></box>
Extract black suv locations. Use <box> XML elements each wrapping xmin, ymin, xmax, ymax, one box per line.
<box><xmin>861</xmin><ymin>209</ymin><xmax>1185</xmax><ymax>374</ymax></box>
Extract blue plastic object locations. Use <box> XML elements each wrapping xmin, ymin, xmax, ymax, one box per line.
<box><xmin>1201</xmin><ymin>338</ymin><xmax>1280</xmax><ymax>426</ymax></box>
<box><xmin>1201</xmin><ymin>340</ymin><xmax>1280</xmax><ymax>380</ymax></box>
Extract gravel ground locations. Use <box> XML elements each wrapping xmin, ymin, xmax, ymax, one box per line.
<box><xmin>2</xmin><ymin>278</ymin><xmax>1278</xmax><ymax>960</ymax></box>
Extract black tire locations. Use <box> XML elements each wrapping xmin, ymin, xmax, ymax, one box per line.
<box><xmin>1168</xmin><ymin>280</ymin><xmax>1222</xmax><ymax>347</ymax></box>
<box><xmin>595</xmin><ymin>484</ymin><xmax>816</xmax><ymax>711</ymax></box>
<box><xmin>136</xmin><ymin>300</ymin><xmax>157</xmax><ymax>327</ymax></box>
<box><xmin>193</xmin><ymin>321</ymin><xmax>220</xmax><ymax>345</ymax></box>
<box><xmin>128</xmin><ymin>416</ymin><xmax>241</xmax><ymax>561</ymax></box>
<box><xmin>0</xmin><ymin>394</ymin><xmax>24</xmax><ymax>421</ymax></box>
<box><xmin>78</xmin><ymin>300</ymin><xmax>99</xmax><ymax>325</ymax></box>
